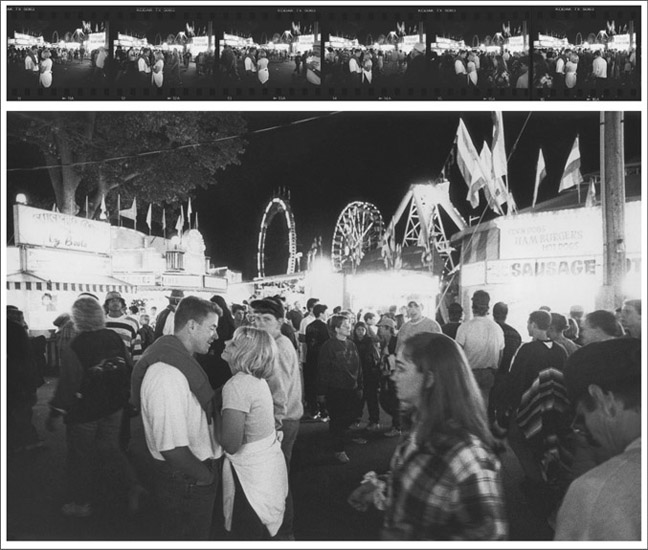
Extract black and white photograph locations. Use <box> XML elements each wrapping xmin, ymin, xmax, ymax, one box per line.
<box><xmin>1</xmin><ymin>0</ymin><xmax>646</xmax><ymax>548</ymax></box>
<box><xmin>6</xmin><ymin>7</ymin><xmax>110</xmax><ymax>99</ymax></box>
<box><xmin>532</xmin><ymin>5</ymin><xmax>641</xmax><ymax>100</ymax></box>
<box><xmin>112</xmin><ymin>8</ymin><xmax>216</xmax><ymax>98</ymax></box>
<box><xmin>218</xmin><ymin>11</ymin><xmax>321</xmax><ymax>96</ymax></box>
<box><xmin>322</xmin><ymin>12</ymin><xmax>427</xmax><ymax>97</ymax></box>
<box><xmin>4</xmin><ymin>110</ymin><xmax>643</xmax><ymax>543</ymax></box>
<box><xmin>427</xmin><ymin>7</ymin><xmax>530</xmax><ymax>99</ymax></box>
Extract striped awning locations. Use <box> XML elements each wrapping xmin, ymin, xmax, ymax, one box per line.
<box><xmin>451</xmin><ymin>224</ymin><xmax>500</xmax><ymax>265</ymax></box>
<box><xmin>5</xmin><ymin>271</ymin><xmax>137</xmax><ymax>294</ymax></box>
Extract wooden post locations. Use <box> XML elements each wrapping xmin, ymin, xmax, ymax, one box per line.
<box><xmin>597</xmin><ymin>112</ymin><xmax>626</xmax><ymax>311</ymax></box>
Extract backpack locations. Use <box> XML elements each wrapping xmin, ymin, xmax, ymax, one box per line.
<box><xmin>73</xmin><ymin>355</ymin><xmax>130</xmax><ymax>422</ymax></box>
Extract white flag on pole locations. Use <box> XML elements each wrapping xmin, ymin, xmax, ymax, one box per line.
<box><xmin>455</xmin><ymin>119</ymin><xmax>487</xmax><ymax>208</ymax></box>
<box><xmin>99</xmin><ymin>195</ymin><xmax>108</xmax><ymax>220</ymax></box>
<box><xmin>532</xmin><ymin>149</ymin><xmax>547</xmax><ymax>207</ymax></box>
<box><xmin>146</xmin><ymin>204</ymin><xmax>152</xmax><ymax>230</ymax></box>
<box><xmin>491</xmin><ymin>111</ymin><xmax>508</xmax><ymax>180</ymax></box>
<box><xmin>175</xmin><ymin>205</ymin><xmax>185</xmax><ymax>233</ymax></box>
<box><xmin>479</xmin><ymin>144</ymin><xmax>507</xmax><ymax>216</ymax></box>
<box><xmin>559</xmin><ymin>135</ymin><xmax>584</xmax><ymax>193</ymax></box>
<box><xmin>119</xmin><ymin>197</ymin><xmax>137</xmax><ymax>222</ymax></box>
<box><xmin>187</xmin><ymin>197</ymin><xmax>193</xmax><ymax>229</ymax></box>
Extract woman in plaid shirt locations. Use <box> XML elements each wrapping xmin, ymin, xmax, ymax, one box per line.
<box><xmin>350</xmin><ymin>332</ymin><xmax>508</xmax><ymax>540</ymax></box>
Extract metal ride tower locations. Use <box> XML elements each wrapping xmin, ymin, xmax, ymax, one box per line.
<box><xmin>383</xmin><ymin>179</ymin><xmax>467</xmax><ymax>274</ymax></box>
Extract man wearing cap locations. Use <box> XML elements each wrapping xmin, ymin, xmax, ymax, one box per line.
<box><xmin>104</xmin><ymin>291</ymin><xmax>143</xmax><ymax>452</ymax></box>
<box><xmin>395</xmin><ymin>297</ymin><xmax>441</xmax><ymax>355</ymax></box>
<box><xmin>455</xmin><ymin>290</ymin><xmax>505</xmax><ymax>404</ymax></box>
<box><xmin>104</xmin><ymin>291</ymin><xmax>142</xmax><ymax>363</ymax></box>
<box><xmin>250</xmin><ymin>296</ymin><xmax>303</xmax><ymax>539</ymax></box>
<box><xmin>404</xmin><ymin>42</ymin><xmax>427</xmax><ymax>88</ymax></box>
<box><xmin>555</xmin><ymin>339</ymin><xmax>641</xmax><ymax>540</ymax></box>
<box><xmin>131</xmin><ymin>296</ymin><xmax>222</xmax><ymax>539</ymax></box>
<box><xmin>154</xmin><ymin>289</ymin><xmax>184</xmax><ymax>340</ymax></box>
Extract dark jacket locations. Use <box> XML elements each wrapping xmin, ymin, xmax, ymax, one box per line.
<box><xmin>317</xmin><ymin>338</ymin><xmax>363</xmax><ymax>394</ymax></box>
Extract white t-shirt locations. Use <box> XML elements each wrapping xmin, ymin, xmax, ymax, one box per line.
<box><xmin>592</xmin><ymin>56</ymin><xmax>607</xmax><ymax>79</ymax></box>
<box><xmin>141</xmin><ymin>363</ymin><xmax>222</xmax><ymax>461</ymax></box>
<box><xmin>222</xmin><ymin>372</ymin><xmax>275</xmax><ymax>444</ymax></box>
<box><xmin>396</xmin><ymin>317</ymin><xmax>442</xmax><ymax>354</ymax></box>
<box><xmin>455</xmin><ymin>316</ymin><xmax>505</xmax><ymax>370</ymax></box>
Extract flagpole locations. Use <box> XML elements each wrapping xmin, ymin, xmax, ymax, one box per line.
<box><xmin>117</xmin><ymin>194</ymin><xmax>121</xmax><ymax>227</ymax></box>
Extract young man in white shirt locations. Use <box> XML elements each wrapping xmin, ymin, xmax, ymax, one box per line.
<box><xmin>131</xmin><ymin>296</ymin><xmax>222</xmax><ymax>540</ymax></box>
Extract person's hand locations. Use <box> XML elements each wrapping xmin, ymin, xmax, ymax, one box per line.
<box><xmin>276</xmin><ymin>429</ymin><xmax>284</xmax><ymax>443</ymax></box>
<box><xmin>348</xmin><ymin>482</ymin><xmax>377</xmax><ymax>512</ymax></box>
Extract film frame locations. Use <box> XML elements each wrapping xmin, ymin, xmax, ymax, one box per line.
<box><xmin>532</xmin><ymin>4</ymin><xmax>641</xmax><ymax>101</ymax></box>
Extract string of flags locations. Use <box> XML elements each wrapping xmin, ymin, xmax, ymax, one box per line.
<box><xmin>81</xmin><ymin>194</ymin><xmax>197</xmax><ymax>236</ymax></box>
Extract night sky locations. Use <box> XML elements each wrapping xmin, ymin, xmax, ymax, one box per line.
<box><xmin>6</xmin><ymin>111</ymin><xmax>642</xmax><ymax>281</ymax></box>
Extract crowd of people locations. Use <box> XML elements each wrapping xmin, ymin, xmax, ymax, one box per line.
<box><xmin>6</xmin><ymin>287</ymin><xmax>642</xmax><ymax>541</ymax></box>
<box><xmin>219</xmin><ymin>45</ymin><xmax>320</xmax><ymax>88</ymax></box>
<box><xmin>430</xmin><ymin>48</ymin><xmax>531</xmax><ymax>96</ymax></box>
<box><xmin>113</xmin><ymin>46</ymin><xmax>215</xmax><ymax>89</ymax></box>
<box><xmin>322</xmin><ymin>44</ymin><xmax>428</xmax><ymax>88</ymax></box>
<box><xmin>534</xmin><ymin>47</ymin><xmax>639</xmax><ymax>98</ymax></box>
<box><xmin>321</xmin><ymin>45</ymin><xmax>531</xmax><ymax>96</ymax></box>
<box><xmin>7</xmin><ymin>44</ymin><xmax>109</xmax><ymax>89</ymax></box>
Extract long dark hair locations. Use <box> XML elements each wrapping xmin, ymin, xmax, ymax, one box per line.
<box><xmin>402</xmin><ymin>332</ymin><xmax>495</xmax><ymax>450</ymax></box>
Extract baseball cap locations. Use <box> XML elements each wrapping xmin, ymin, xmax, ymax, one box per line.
<box><xmin>563</xmin><ymin>339</ymin><xmax>641</xmax><ymax>403</ymax></box>
<box><xmin>250</xmin><ymin>297</ymin><xmax>285</xmax><ymax>320</ymax></box>
<box><xmin>472</xmin><ymin>290</ymin><xmax>490</xmax><ymax>308</ymax></box>
<box><xmin>376</xmin><ymin>317</ymin><xmax>396</xmax><ymax>329</ymax></box>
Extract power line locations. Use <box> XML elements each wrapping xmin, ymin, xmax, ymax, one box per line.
<box><xmin>7</xmin><ymin>112</ymin><xmax>342</xmax><ymax>173</ymax></box>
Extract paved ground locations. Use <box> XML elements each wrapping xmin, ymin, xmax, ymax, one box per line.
<box><xmin>5</xmin><ymin>377</ymin><xmax>554</xmax><ymax>542</ymax></box>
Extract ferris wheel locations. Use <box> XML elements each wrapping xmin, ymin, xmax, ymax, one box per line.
<box><xmin>331</xmin><ymin>201</ymin><xmax>384</xmax><ymax>273</ymax></box>
<box><xmin>257</xmin><ymin>193</ymin><xmax>297</xmax><ymax>278</ymax></box>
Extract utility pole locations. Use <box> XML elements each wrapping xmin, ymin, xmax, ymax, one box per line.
<box><xmin>597</xmin><ymin>112</ymin><xmax>626</xmax><ymax>310</ymax></box>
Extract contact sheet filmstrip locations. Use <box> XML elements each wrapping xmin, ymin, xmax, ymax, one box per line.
<box><xmin>5</xmin><ymin>4</ymin><xmax>642</xmax><ymax>101</ymax></box>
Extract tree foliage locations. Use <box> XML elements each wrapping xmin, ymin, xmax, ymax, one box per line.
<box><xmin>8</xmin><ymin>112</ymin><xmax>248</xmax><ymax>217</ymax></box>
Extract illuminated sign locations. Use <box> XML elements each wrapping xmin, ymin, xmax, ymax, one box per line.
<box><xmin>486</xmin><ymin>255</ymin><xmax>640</xmax><ymax>285</ymax></box>
<box><xmin>87</xmin><ymin>32</ymin><xmax>106</xmax><ymax>51</ymax></box>
<box><xmin>497</xmin><ymin>202</ymin><xmax>641</xmax><ymax>260</ymax></box>
<box><xmin>25</xmin><ymin>247</ymin><xmax>112</xmax><ymax>277</ymax></box>
<box><xmin>14</xmin><ymin>204</ymin><xmax>112</xmax><ymax>255</ymax></box>
<box><xmin>203</xmin><ymin>276</ymin><xmax>228</xmax><ymax>291</ymax></box>
<box><xmin>161</xmin><ymin>274</ymin><xmax>203</xmax><ymax>288</ymax></box>
<box><xmin>114</xmin><ymin>273</ymin><xmax>157</xmax><ymax>286</ymax></box>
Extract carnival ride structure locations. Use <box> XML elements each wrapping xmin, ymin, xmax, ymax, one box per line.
<box><xmin>256</xmin><ymin>190</ymin><xmax>297</xmax><ymax>278</ymax></box>
<box><xmin>331</xmin><ymin>201</ymin><xmax>384</xmax><ymax>273</ymax></box>
<box><xmin>329</xmin><ymin>179</ymin><xmax>467</xmax><ymax>275</ymax></box>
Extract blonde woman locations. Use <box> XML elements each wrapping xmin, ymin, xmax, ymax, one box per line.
<box><xmin>257</xmin><ymin>50</ymin><xmax>269</xmax><ymax>86</ymax></box>
<box><xmin>39</xmin><ymin>49</ymin><xmax>53</xmax><ymax>88</ymax></box>
<box><xmin>219</xmin><ymin>326</ymin><xmax>288</xmax><ymax>539</ymax></box>
<box><xmin>349</xmin><ymin>333</ymin><xmax>507</xmax><ymax>540</ymax></box>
